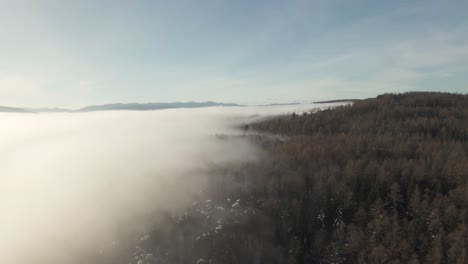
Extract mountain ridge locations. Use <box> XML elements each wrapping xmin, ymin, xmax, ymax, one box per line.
<box><xmin>0</xmin><ymin>101</ymin><xmax>243</xmax><ymax>113</ymax></box>
<box><xmin>0</xmin><ymin>106</ymin><xmax>33</xmax><ymax>113</ymax></box>
<box><xmin>78</xmin><ymin>101</ymin><xmax>242</xmax><ymax>112</ymax></box>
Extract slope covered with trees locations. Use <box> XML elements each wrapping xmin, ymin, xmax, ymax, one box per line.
<box><xmin>250</xmin><ymin>92</ymin><xmax>468</xmax><ymax>263</ymax></box>
<box><xmin>120</xmin><ymin>92</ymin><xmax>468</xmax><ymax>264</ymax></box>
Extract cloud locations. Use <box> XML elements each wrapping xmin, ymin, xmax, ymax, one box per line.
<box><xmin>0</xmin><ymin>105</ymin><xmax>320</xmax><ymax>264</ymax></box>
<box><xmin>0</xmin><ymin>109</ymin><xmax>246</xmax><ymax>263</ymax></box>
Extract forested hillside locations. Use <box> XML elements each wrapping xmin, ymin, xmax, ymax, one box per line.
<box><xmin>123</xmin><ymin>92</ymin><xmax>468</xmax><ymax>264</ymax></box>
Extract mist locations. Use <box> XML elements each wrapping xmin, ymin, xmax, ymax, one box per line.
<box><xmin>0</xmin><ymin>104</ymin><xmax>325</xmax><ymax>264</ymax></box>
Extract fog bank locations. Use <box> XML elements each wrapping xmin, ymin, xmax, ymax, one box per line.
<box><xmin>0</xmin><ymin>104</ymin><xmax>329</xmax><ymax>263</ymax></box>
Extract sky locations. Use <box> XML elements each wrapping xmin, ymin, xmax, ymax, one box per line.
<box><xmin>0</xmin><ymin>0</ymin><xmax>467</xmax><ymax>108</ymax></box>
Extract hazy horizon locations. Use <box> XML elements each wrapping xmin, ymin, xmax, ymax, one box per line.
<box><xmin>0</xmin><ymin>99</ymin><xmax>349</xmax><ymax>111</ymax></box>
<box><xmin>1</xmin><ymin>1</ymin><xmax>467</xmax><ymax>108</ymax></box>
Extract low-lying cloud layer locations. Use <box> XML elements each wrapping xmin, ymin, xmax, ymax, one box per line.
<box><xmin>0</xmin><ymin>104</ymin><xmax>325</xmax><ymax>263</ymax></box>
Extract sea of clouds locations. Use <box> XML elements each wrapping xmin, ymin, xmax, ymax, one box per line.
<box><xmin>0</xmin><ymin>104</ymin><xmax>334</xmax><ymax>263</ymax></box>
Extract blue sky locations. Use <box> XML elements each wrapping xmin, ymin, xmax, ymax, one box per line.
<box><xmin>0</xmin><ymin>0</ymin><xmax>467</xmax><ymax>108</ymax></box>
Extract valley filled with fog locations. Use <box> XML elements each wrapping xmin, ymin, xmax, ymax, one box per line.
<box><xmin>0</xmin><ymin>104</ymin><xmax>332</xmax><ymax>264</ymax></box>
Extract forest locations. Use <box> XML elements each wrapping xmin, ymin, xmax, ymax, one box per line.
<box><xmin>121</xmin><ymin>92</ymin><xmax>468</xmax><ymax>264</ymax></box>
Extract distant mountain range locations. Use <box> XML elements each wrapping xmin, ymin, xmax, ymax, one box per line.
<box><xmin>0</xmin><ymin>106</ymin><xmax>33</xmax><ymax>113</ymax></box>
<box><xmin>78</xmin><ymin>102</ymin><xmax>241</xmax><ymax>112</ymax></box>
<box><xmin>0</xmin><ymin>100</ymin><xmax>356</xmax><ymax>113</ymax></box>
<box><xmin>313</xmin><ymin>99</ymin><xmax>361</xmax><ymax>104</ymax></box>
<box><xmin>0</xmin><ymin>102</ymin><xmax>242</xmax><ymax>113</ymax></box>
<box><xmin>256</xmin><ymin>102</ymin><xmax>302</xmax><ymax>106</ymax></box>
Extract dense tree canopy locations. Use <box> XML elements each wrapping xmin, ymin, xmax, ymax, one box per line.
<box><xmin>122</xmin><ymin>92</ymin><xmax>468</xmax><ymax>264</ymax></box>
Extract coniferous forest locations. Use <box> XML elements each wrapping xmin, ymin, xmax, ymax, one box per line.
<box><xmin>123</xmin><ymin>92</ymin><xmax>468</xmax><ymax>264</ymax></box>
